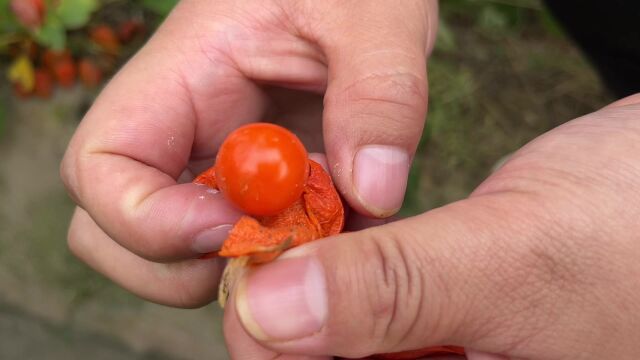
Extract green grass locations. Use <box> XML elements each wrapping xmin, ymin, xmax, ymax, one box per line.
<box><xmin>400</xmin><ymin>0</ymin><xmax>610</xmax><ymax>215</ymax></box>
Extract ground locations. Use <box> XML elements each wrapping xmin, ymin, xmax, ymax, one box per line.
<box><xmin>0</xmin><ymin>3</ymin><xmax>612</xmax><ymax>359</ymax></box>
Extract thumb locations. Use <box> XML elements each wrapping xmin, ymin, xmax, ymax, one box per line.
<box><xmin>232</xmin><ymin>192</ymin><xmax>566</xmax><ymax>358</ymax></box>
<box><xmin>319</xmin><ymin>0</ymin><xmax>438</xmax><ymax>217</ymax></box>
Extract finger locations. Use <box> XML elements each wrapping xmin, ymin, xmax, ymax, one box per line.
<box><xmin>68</xmin><ymin>207</ymin><xmax>225</xmax><ymax>307</ymax></box>
<box><xmin>224</xmin><ymin>284</ymin><xmax>332</xmax><ymax>360</ymax></box>
<box><xmin>61</xmin><ymin>0</ymin><xmax>264</xmax><ymax>262</ymax></box>
<box><xmin>224</xmin><ymin>289</ymin><xmax>277</xmax><ymax>360</ymax></box>
<box><xmin>231</xmin><ymin>192</ymin><xmax>586</xmax><ymax>359</ymax></box>
<box><xmin>315</xmin><ymin>0</ymin><xmax>438</xmax><ymax>217</ymax></box>
<box><xmin>310</xmin><ymin>152</ymin><xmax>399</xmax><ymax>232</ymax></box>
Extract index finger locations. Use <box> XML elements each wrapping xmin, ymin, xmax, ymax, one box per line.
<box><xmin>60</xmin><ymin>0</ymin><xmax>267</xmax><ymax>262</ymax></box>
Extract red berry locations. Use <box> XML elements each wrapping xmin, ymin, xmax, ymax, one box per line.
<box><xmin>118</xmin><ymin>20</ymin><xmax>144</xmax><ymax>43</ymax></box>
<box><xmin>78</xmin><ymin>59</ymin><xmax>102</xmax><ymax>88</ymax></box>
<box><xmin>10</xmin><ymin>0</ymin><xmax>44</xmax><ymax>28</ymax></box>
<box><xmin>91</xmin><ymin>25</ymin><xmax>121</xmax><ymax>54</ymax></box>
<box><xmin>42</xmin><ymin>49</ymin><xmax>72</xmax><ymax>71</ymax></box>
<box><xmin>215</xmin><ymin>123</ymin><xmax>309</xmax><ymax>216</ymax></box>
<box><xmin>53</xmin><ymin>58</ymin><xmax>77</xmax><ymax>88</ymax></box>
<box><xmin>34</xmin><ymin>69</ymin><xmax>53</xmax><ymax>98</ymax></box>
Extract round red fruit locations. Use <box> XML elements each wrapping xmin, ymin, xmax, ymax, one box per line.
<box><xmin>79</xmin><ymin>59</ymin><xmax>102</xmax><ymax>88</ymax></box>
<box><xmin>34</xmin><ymin>69</ymin><xmax>53</xmax><ymax>98</ymax></box>
<box><xmin>215</xmin><ymin>123</ymin><xmax>309</xmax><ymax>216</ymax></box>
<box><xmin>91</xmin><ymin>25</ymin><xmax>121</xmax><ymax>54</ymax></box>
<box><xmin>10</xmin><ymin>0</ymin><xmax>44</xmax><ymax>28</ymax></box>
<box><xmin>53</xmin><ymin>58</ymin><xmax>77</xmax><ymax>88</ymax></box>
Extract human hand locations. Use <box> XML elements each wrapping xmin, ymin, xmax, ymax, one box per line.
<box><xmin>60</xmin><ymin>0</ymin><xmax>437</xmax><ymax>307</ymax></box>
<box><xmin>223</xmin><ymin>95</ymin><xmax>640</xmax><ymax>359</ymax></box>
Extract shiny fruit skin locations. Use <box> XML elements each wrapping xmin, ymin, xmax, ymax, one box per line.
<box><xmin>215</xmin><ymin>123</ymin><xmax>309</xmax><ymax>216</ymax></box>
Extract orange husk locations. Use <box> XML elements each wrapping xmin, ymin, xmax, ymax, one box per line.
<box><xmin>303</xmin><ymin>160</ymin><xmax>344</xmax><ymax>237</ymax></box>
<box><xmin>194</xmin><ymin>159</ymin><xmax>462</xmax><ymax>359</ymax></box>
<box><xmin>193</xmin><ymin>166</ymin><xmax>217</xmax><ymax>188</ymax></box>
<box><xmin>194</xmin><ymin>159</ymin><xmax>343</xmax><ymax>263</ymax></box>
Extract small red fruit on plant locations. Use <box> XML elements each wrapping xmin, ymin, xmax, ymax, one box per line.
<box><xmin>34</xmin><ymin>69</ymin><xmax>53</xmax><ymax>98</ymax></box>
<box><xmin>41</xmin><ymin>49</ymin><xmax>77</xmax><ymax>87</ymax></box>
<box><xmin>52</xmin><ymin>58</ymin><xmax>77</xmax><ymax>88</ymax></box>
<box><xmin>10</xmin><ymin>0</ymin><xmax>44</xmax><ymax>28</ymax></box>
<box><xmin>91</xmin><ymin>25</ymin><xmax>121</xmax><ymax>54</ymax></box>
<box><xmin>78</xmin><ymin>58</ymin><xmax>102</xmax><ymax>88</ymax></box>
<box><xmin>215</xmin><ymin>123</ymin><xmax>309</xmax><ymax>216</ymax></box>
<box><xmin>42</xmin><ymin>49</ymin><xmax>72</xmax><ymax>70</ymax></box>
<box><xmin>118</xmin><ymin>20</ymin><xmax>144</xmax><ymax>43</ymax></box>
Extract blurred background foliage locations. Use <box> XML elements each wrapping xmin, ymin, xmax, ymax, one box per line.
<box><xmin>401</xmin><ymin>0</ymin><xmax>610</xmax><ymax>214</ymax></box>
<box><xmin>0</xmin><ymin>0</ymin><xmax>611</xmax><ymax>359</ymax></box>
<box><xmin>0</xmin><ymin>0</ymin><xmax>179</xmax><ymax>138</ymax></box>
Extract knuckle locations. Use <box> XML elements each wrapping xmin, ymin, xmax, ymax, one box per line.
<box><xmin>325</xmin><ymin>71</ymin><xmax>427</xmax><ymax>134</ymax></box>
<box><xmin>368</xmin><ymin>233</ymin><xmax>419</xmax><ymax>348</ymax></box>
<box><xmin>333</xmin><ymin>70</ymin><xmax>427</xmax><ymax>109</ymax></box>
<box><xmin>334</xmin><ymin>229</ymin><xmax>428</xmax><ymax>356</ymax></box>
<box><xmin>60</xmin><ymin>150</ymin><xmax>81</xmax><ymax>202</ymax></box>
<box><xmin>61</xmin><ymin>144</ymin><xmax>97</xmax><ymax>207</ymax></box>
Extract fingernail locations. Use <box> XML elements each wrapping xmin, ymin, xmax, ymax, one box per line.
<box><xmin>236</xmin><ymin>257</ymin><xmax>327</xmax><ymax>341</ymax></box>
<box><xmin>192</xmin><ymin>224</ymin><xmax>233</xmax><ymax>253</ymax></box>
<box><xmin>353</xmin><ymin>145</ymin><xmax>410</xmax><ymax>216</ymax></box>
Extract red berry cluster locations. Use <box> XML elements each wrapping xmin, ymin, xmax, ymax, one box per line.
<box><xmin>11</xmin><ymin>22</ymin><xmax>144</xmax><ymax>99</ymax></box>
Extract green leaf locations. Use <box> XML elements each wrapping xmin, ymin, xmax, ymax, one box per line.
<box><xmin>33</xmin><ymin>14</ymin><xmax>66</xmax><ymax>50</ymax></box>
<box><xmin>0</xmin><ymin>0</ymin><xmax>20</xmax><ymax>33</ymax></box>
<box><xmin>55</xmin><ymin>0</ymin><xmax>99</xmax><ymax>29</ymax></box>
<box><xmin>141</xmin><ymin>0</ymin><xmax>178</xmax><ymax>16</ymax></box>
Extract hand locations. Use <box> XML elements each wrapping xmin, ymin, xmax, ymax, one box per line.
<box><xmin>224</xmin><ymin>95</ymin><xmax>640</xmax><ymax>359</ymax></box>
<box><xmin>60</xmin><ymin>0</ymin><xmax>437</xmax><ymax>307</ymax></box>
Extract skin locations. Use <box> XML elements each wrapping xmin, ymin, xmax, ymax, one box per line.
<box><xmin>60</xmin><ymin>0</ymin><xmax>640</xmax><ymax>359</ymax></box>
